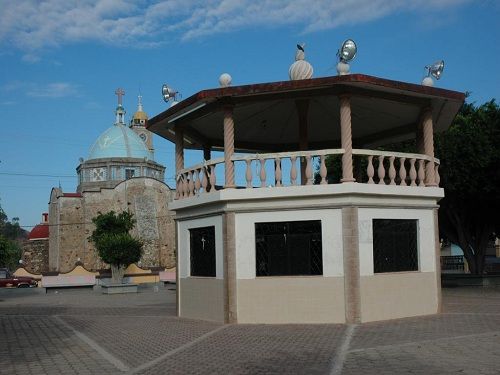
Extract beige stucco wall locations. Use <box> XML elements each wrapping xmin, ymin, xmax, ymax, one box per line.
<box><xmin>237</xmin><ymin>277</ymin><xmax>345</xmax><ymax>323</ymax></box>
<box><xmin>360</xmin><ymin>271</ymin><xmax>438</xmax><ymax>322</ymax></box>
<box><xmin>178</xmin><ymin>277</ymin><xmax>225</xmax><ymax>322</ymax></box>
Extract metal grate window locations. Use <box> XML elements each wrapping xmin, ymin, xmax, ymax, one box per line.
<box><xmin>255</xmin><ymin>220</ymin><xmax>323</xmax><ymax>276</ymax></box>
<box><xmin>189</xmin><ymin>226</ymin><xmax>216</xmax><ymax>277</ymax></box>
<box><xmin>373</xmin><ymin>219</ymin><xmax>418</xmax><ymax>273</ymax></box>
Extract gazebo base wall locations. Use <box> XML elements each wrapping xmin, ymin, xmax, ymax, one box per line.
<box><xmin>173</xmin><ymin>184</ymin><xmax>442</xmax><ymax>324</ymax></box>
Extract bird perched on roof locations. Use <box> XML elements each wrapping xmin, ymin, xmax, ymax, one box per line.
<box><xmin>295</xmin><ymin>43</ymin><xmax>306</xmax><ymax>61</ymax></box>
<box><xmin>289</xmin><ymin>43</ymin><xmax>313</xmax><ymax>80</ymax></box>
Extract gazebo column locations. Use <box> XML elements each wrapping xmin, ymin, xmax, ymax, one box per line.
<box><xmin>175</xmin><ymin>125</ymin><xmax>184</xmax><ymax>173</ymax></box>
<box><xmin>340</xmin><ymin>95</ymin><xmax>355</xmax><ymax>182</ymax></box>
<box><xmin>421</xmin><ymin>108</ymin><xmax>437</xmax><ymax>186</ymax></box>
<box><xmin>203</xmin><ymin>146</ymin><xmax>211</xmax><ymax>161</ymax></box>
<box><xmin>224</xmin><ymin>106</ymin><xmax>235</xmax><ymax>188</ymax></box>
<box><xmin>174</xmin><ymin>124</ymin><xmax>184</xmax><ymax>195</ymax></box>
<box><xmin>296</xmin><ymin>100</ymin><xmax>309</xmax><ymax>185</ymax></box>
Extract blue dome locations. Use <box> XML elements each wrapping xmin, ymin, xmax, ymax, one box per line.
<box><xmin>88</xmin><ymin>124</ymin><xmax>153</xmax><ymax>160</ymax></box>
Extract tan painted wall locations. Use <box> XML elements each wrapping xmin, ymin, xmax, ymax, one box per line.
<box><xmin>360</xmin><ymin>272</ymin><xmax>438</xmax><ymax>322</ymax></box>
<box><xmin>179</xmin><ymin>278</ymin><xmax>224</xmax><ymax>322</ymax></box>
<box><xmin>237</xmin><ymin>277</ymin><xmax>346</xmax><ymax>323</ymax></box>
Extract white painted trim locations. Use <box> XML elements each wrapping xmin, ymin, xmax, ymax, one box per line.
<box><xmin>170</xmin><ymin>183</ymin><xmax>444</xmax><ymax>211</ymax></box>
<box><xmin>177</xmin><ymin>215</ymin><xmax>224</xmax><ymax>279</ymax></box>
<box><xmin>234</xmin><ymin>209</ymin><xmax>344</xmax><ymax>279</ymax></box>
<box><xmin>357</xmin><ymin>208</ymin><xmax>435</xmax><ymax>276</ymax></box>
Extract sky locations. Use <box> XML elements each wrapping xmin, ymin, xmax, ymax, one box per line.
<box><xmin>0</xmin><ymin>0</ymin><xmax>498</xmax><ymax>230</ymax></box>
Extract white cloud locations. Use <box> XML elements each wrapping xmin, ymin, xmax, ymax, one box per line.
<box><xmin>0</xmin><ymin>0</ymin><xmax>472</xmax><ymax>51</ymax></box>
<box><xmin>28</xmin><ymin>82</ymin><xmax>79</xmax><ymax>98</ymax></box>
<box><xmin>2</xmin><ymin>81</ymin><xmax>79</xmax><ymax>99</ymax></box>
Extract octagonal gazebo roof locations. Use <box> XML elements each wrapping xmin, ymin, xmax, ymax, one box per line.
<box><xmin>147</xmin><ymin>74</ymin><xmax>465</xmax><ymax>152</ymax></box>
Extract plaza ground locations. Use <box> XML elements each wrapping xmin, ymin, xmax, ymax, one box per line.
<box><xmin>0</xmin><ymin>285</ymin><xmax>499</xmax><ymax>374</ymax></box>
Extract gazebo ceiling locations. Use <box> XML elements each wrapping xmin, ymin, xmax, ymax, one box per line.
<box><xmin>147</xmin><ymin>74</ymin><xmax>465</xmax><ymax>152</ymax></box>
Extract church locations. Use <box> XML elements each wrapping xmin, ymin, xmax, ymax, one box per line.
<box><xmin>23</xmin><ymin>90</ymin><xmax>176</xmax><ymax>274</ymax></box>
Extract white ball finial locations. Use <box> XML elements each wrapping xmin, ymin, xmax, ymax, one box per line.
<box><xmin>422</xmin><ymin>76</ymin><xmax>434</xmax><ymax>87</ymax></box>
<box><xmin>336</xmin><ymin>61</ymin><xmax>350</xmax><ymax>76</ymax></box>
<box><xmin>289</xmin><ymin>44</ymin><xmax>313</xmax><ymax>80</ymax></box>
<box><xmin>219</xmin><ymin>73</ymin><xmax>232</xmax><ymax>87</ymax></box>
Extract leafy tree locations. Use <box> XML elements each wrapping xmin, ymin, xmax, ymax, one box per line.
<box><xmin>435</xmin><ymin>100</ymin><xmax>500</xmax><ymax>274</ymax></box>
<box><xmin>0</xmin><ymin>199</ymin><xmax>25</xmax><ymax>269</ymax></box>
<box><xmin>90</xmin><ymin>211</ymin><xmax>143</xmax><ymax>283</ymax></box>
<box><xmin>0</xmin><ymin>235</ymin><xmax>22</xmax><ymax>269</ymax></box>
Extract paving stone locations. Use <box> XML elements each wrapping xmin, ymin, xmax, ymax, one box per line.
<box><xmin>0</xmin><ymin>286</ymin><xmax>499</xmax><ymax>374</ymax></box>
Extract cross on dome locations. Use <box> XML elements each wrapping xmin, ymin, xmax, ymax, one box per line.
<box><xmin>115</xmin><ymin>88</ymin><xmax>125</xmax><ymax>106</ymax></box>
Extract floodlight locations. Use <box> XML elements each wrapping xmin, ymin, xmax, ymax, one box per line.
<box><xmin>427</xmin><ymin>60</ymin><xmax>444</xmax><ymax>80</ymax></box>
<box><xmin>422</xmin><ymin>60</ymin><xmax>444</xmax><ymax>86</ymax></box>
<box><xmin>336</xmin><ymin>39</ymin><xmax>357</xmax><ymax>76</ymax></box>
<box><xmin>337</xmin><ymin>39</ymin><xmax>357</xmax><ymax>63</ymax></box>
<box><xmin>162</xmin><ymin>84</ymin><xmax>178</xmax><ymax>103</ymax></box>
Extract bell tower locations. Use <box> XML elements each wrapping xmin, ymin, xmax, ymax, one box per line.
<box><xmin>130</xmin><ymin>95</ymin><xmax>154</xmax><ymax>154</ymax></box>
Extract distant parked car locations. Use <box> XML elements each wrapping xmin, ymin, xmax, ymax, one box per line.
<box><xmin>0</xmin><ymin>268</ymin><xmax>38</xmax><ymax>288</ymax></box>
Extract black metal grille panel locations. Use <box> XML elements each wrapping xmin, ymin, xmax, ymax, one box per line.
<box><xmin>255</xmin><ymin>220</ymin><xmax>323</xmax><ymax>276</ymax></box>
<box><xmin>373</xmin><ymin>219</ymin><xmax>418</xmax><ymax>273</ymax></box>
<box><xmin>189</xmin><ymin>226</ymin><xmax>216</xmax><ymax>277</ymax></box>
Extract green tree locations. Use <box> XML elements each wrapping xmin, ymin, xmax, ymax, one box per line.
<box><xmin>0</xmin><ymin>199</ymin><xmax>25</xmax><ymax>269</ymax></box>
<box><xmin>0</xmin><ymin>235</ymin><xmax>22</xmax><ymax>269</ymax></box>
<box><xmin>435</xmin><ymin>100</ymin><xmax>500</xmax><ymax>274</ymax></box>
<box><xmin>90</xmin><ymin>211</ymin><xmax>143</xmax><ymax>283</ymax></box>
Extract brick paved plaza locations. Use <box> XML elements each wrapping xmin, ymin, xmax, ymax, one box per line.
<box><xmin>0</xmin><ymin>285</ymin><xmax>499</xmax><ymax>374</ymax></box>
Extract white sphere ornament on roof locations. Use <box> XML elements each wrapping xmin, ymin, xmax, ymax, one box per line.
<box><xmin>219</xmin><ymin>73</ymin><xmax>232</xmax><ymax>87</ymax></box>
<box><xmin>422</xmin><ymin>76</ymin><xmax>434</xmax><ymax>87</ymax></box>
<box><xmin>289</xmin><ymin>43</ymin><xmax>313</xmax><ymax>81</ymax></box>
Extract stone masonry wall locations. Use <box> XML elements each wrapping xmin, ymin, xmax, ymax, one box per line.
<box><xmin>22</xmin><ymin>239</ymin><xmax>49</xmax><ymax>274</ymax></box>
<box><xmin>49</xmin><ymin>178</ymin><xmax>175</xmax><ymax>273</ymax></box>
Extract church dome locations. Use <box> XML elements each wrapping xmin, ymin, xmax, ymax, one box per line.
<box><xmin>88</xmin><ymin>124</ymin><xmax>153</xmax><ymax>160</ymax></box>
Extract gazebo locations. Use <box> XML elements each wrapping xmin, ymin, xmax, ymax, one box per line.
<box><xmin>148</xmin><ymin>73</ymin><xmax>464</xmax><ymax>323</ymax></box>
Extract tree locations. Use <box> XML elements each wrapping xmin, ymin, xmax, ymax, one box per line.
<box><xmin>0</xmin><ymin>199</ymin><xmax>25</xmax><ymax>269</ymax></box>
<box><xmin>90</xmin><ymin>211</ymin><xmax>143</xmax><ymax>283</ymax></box>
<box><xmin>0</xmin><ymin>235</ymin><xmax>22</xmax><ymax>269</ymax></box>
<box><xmin>435</xmin><ymin>100</ymin><xmax>500</xmax><ymax>274</ymax></box>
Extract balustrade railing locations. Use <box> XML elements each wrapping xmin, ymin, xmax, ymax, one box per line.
<box><xmin>175</xmin><ymin>148</ymin><xmax>440</xmax><ymax>199</ymax></box>
<box><xmin>352</xmin><ymin>149</ymin><xmax>440</xmax><ymax>186</ymax></box>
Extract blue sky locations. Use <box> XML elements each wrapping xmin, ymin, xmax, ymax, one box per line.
<box><xmin>0</xmin><ymin>0</ymin><xmax>498</xmax><ymax>229</ymax></box>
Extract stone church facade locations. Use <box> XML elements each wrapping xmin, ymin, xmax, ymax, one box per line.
<box><xmin>24</xmin><ymin>90</ymin><xmax>176</xmax><ymax>273</ymax></box>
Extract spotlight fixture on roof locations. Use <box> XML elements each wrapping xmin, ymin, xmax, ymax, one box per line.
<box><xmin>336</xmin><ymin>39</ymin><xmax>357</xmax><ymax>76</ymax></box>
<box><xmin>422</xmin><ymin>60</ymin><xmax>444</xmax><ymax>87</ymax></box>
<box><xmin>161</xmin><ymin>84</ymin><xmax>180</xmax><ymax>106</ymax></box>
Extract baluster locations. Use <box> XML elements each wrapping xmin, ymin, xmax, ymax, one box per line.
<box><xmin>188</xmin><ymin>171</ymin><xmax>194</xmax><ymax>197</ymax></box>
<box><xmin>320</xmin><ymin>155</ymin><xmax>327</xmax><ymax>184</ymax></box>
<box><xmin>194</xmin><ymin>169</ymin><xmax>201</xmax><ymax>195</ymax></box>
<box><xmin>409</xmin><ymin>158</ymin><xmax>417</xmax><ymax>186</ymax></box>
<box><xmin>399</xmin><ymin>157</ymin><xmax>407</xmax><ymax>186</ymax></box>
<box><xmin>245</xmin><ymin>159</ymin><xmax>253</xmax><ymax>188</ymax></box>
<box><xmin>260</xmin><ymin>159</ymin><xmax>266</xmax><ymax>187</ymax></box>
<box><xmin>183</xmin><ymin>173</ymin><xmax>189</xmax><ymax>197</ymax></box>
<box><xmin>176</xmin><ymin>175</ymin><xmax>182</xmax><ymax>199</ymax></box>
<box><xmin>290</xmin><ymin>156</ymin><xmax>297</xmax><ymax>185</ymax></box>
<box><xmin>210</xmin><ymin>165</ymin><xmax>216</xmax><ymax>192</ymax></box>
<box><xmin>275</xmin><ymin>158</ymin><xmax>282</xmax><ymax>187</ymax></box>
<box><xmin>367</xmin><ymin>155</ymin><xmax>374</xmax><ymax>184</ymax></box>
<box><xmin>377</xmin><ymin>155</ymin><xmax>385</xmax><ymax>185</ymax></box>
<box><xmin>201</xmin><ymin>168</ymin><xmax>208</xmax><ymax>193</ymax></box>
<box><xmin>418</xmin><ymin>159</ymin><xmax>425</xmax><ymax>187</ymax></box>
<box><xmin>435</xmin><ymin>164</ymin><xmax>440</xmax><ymax>186</ymax></box>
<box><xmin>388</xmin><ymin>156</ymin><xmax>396</xmax><ymax>185</ymax></box>
<box><xmin>305</xmin><ymin>155</ymin><xmax>313</xmax><ymax>185</ymax></box>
